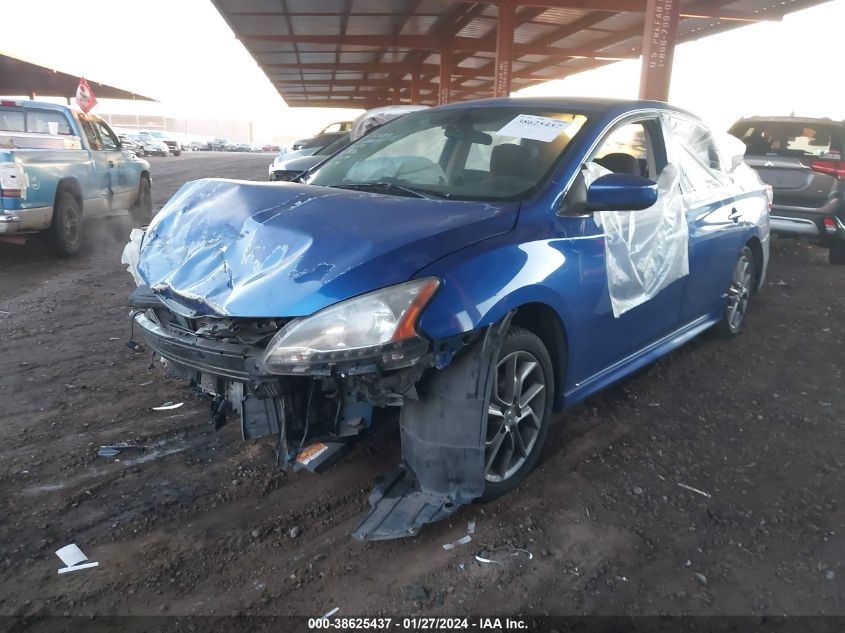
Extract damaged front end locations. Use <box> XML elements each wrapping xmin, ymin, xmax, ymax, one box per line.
<box><xmin>128</xmin><ymin>279</ymin><xmax>508</xmax><ymax>541</ymax></box>
<box><xmin>122</xmin><ymin>178</ymin><xmax>520</xmax><ymax>540</ymax></box>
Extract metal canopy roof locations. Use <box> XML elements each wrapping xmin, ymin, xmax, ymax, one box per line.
<box><xmin>0</xmin><ymin>53</ymin><xmax>156</xmax><ymax>102</ymax></box>
<box><xmin>214</xmin><ymin>0</ymin><xmax>829</xmax><ymax>109</ymax></box>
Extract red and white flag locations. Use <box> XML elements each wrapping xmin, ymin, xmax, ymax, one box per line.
<box><xmin>75</xmin><ymin>78</ymin><xmax>97</xmax><ymax>113</ymax></box>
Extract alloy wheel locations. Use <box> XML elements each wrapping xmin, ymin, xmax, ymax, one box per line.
<box><xmin>726</xmin><ymin>248</ymin><xmax>754</xmax><ymax>333</ymax></box>
<box><xmin>485</xmin><ymin>350</ymin><xmax>547</xmax><ymax>483</ymax></box>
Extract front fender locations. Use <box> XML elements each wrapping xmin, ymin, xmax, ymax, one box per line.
<box><xmin>416</xmin><ymin>235</ymin><xmax>578</xmax><ymax>342</ymax></box>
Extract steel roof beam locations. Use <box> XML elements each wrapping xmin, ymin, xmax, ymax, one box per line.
<box><xmin>446</xmin><ymin>0</ymin><xmax>780</xmax><ymax>22</ymax></box>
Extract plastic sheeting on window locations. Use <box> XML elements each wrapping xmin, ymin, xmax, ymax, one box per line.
<box><xmin>587</xmin><ymin>162</ymin><xmax>689</xmax><ymax>318</ymax></box>
<box><xmin>713</xmin><ymin>131</ymin><xmax>766</xmax><ymax>191</ymax></box>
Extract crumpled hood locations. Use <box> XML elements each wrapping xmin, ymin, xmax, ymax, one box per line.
<box><xmin>137</xmin><ymin>179</ymin><xmax>517</xmax><ymax>317</ymax></box>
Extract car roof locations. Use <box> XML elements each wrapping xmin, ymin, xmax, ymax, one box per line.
<box><xmin>733</xmin><ymin>115</ymin><xmax>844</xmax><ymax>127</ymax></box>
<box><xmin>434</xmin><ymin>96</ymin><xmax>692</xmax><ymax>117</ymax></box>
<box><xmin>0</xmin><ymin>99</ymin><xmax>72</xmax><ymax>113</ymax></box>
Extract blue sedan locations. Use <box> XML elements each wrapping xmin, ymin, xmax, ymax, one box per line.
<box><xmin>126</xmin><ymin>98</ymin><xmax>770</xmax><ymax>540</ymax></box>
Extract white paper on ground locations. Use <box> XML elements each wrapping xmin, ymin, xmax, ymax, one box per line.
<box><xmin>58</xmin><ymin>561</ymin><xmax>99</xmax><ymax>575</ymax></box>
<box><xmin>442</xmin><ymin>534</ymin><xmax>472</xmax><ymax>551</ymax></box>
<box><xmin>55</xmin><ymin>543</ymin><xmax>88</xmax><ymax>567</ymax></box>
<box><xmin>152</xmin><ymin>402</ymin><xmax>184</xmax><ymax>411</ymax></box>
<box><xmin>496</xmin><ymin>114</ymin><xmax>570</xmax><ymax>142</ymax></box>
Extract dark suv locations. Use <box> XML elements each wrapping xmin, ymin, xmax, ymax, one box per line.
<box><xmin>729</xmin><ymin>116</ymin><xmax>845</xmax><ymax>264</ymax></box>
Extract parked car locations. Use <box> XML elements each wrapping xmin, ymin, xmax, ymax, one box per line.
<box><xmin>134</xmin><ymin>136</ymin><xmax>169</xmax><ymax>157</ymax></box>
<box><xmin>729</xmin><ymin>116</ymin><xmax>845</xmax><ymax>264</ymax></box>
<box><xmin>136</xmin><ymin>131</ymin><xmax>180</xmax><ymax>156</ymax></box>
<box><xmin>190</xmin><ymin>141</ymin><xmax>208</xmax><ymax>152</ymax></box>
<box><xmin>268</xmin><ymin>106</ymin><xmax>428</xmax><ymax>182</ymax></box>
<box><xmin>262</xmin><ymin>144</ymin><xmax>281</xmax><ymax>153</ymax></box>
<box><xmin>118</xmin><ymin>134</ymin><xmax>142</xmax><ymax>154</ymax></box>
<box><xmin>209</xmin><ymin>138</ymin><xmax>230</xmax><ymax>151</ymax></box>
<box><xmin>268</xmin><ymin>132</ymin><xmax>348</xmax><ymax>175</ymax></box>
<box><xmin>124</xmin><ymin>98</ymin><xmax>769</xmax><ymax>540</ymax></box>
<box><xmin>269</xmin><ymin>133</ymin><xmax>350</xmax><ymax>181</ymax></box>
<box><xmin>235</xmin><ymin>143</ymin><xmax>252</xmax><ymax>152</ymax></box>
<box><xmin>292</xmin><ymin>121</ymin><xmax>353</xmax><ymax>150</ymax></box>
<box><xmin>1</xmin><ymin>100</ymin><xmax>151</xmax><ymax>256</ymax></box>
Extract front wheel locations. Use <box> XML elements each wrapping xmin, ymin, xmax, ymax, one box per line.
<box><xmin>715</xmin><ymin>245</ymin><xmax>756</xmax><ymax>338</ymax></box>
<box><xmin>481</xmin><ymin>326</ymin><xmax>554</xmax><ymax>501</ymax></box>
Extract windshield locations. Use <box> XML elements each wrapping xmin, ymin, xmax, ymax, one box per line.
<box><xmin>316</xmin><ymin>133</ymin><xmax>350</xmax><ymax>156</ymax></box>
<box><xmin>305</xmin><ymin>107</ymin><xmax>587</xmax><ymax>201</ymax></box>
<box><xmin>302</xmin><ymin>133</ymin><xmax>344</xmax><ymax>150</ymax></box>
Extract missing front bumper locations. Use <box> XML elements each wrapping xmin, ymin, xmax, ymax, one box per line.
<box><xmin>130</xmin><ymin>290</ymin><xmax>507</xmax><ymax>541</ymax></box>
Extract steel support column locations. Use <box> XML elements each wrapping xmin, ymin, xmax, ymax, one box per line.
<box><xmin>638</xmin><ymin>0</ymin><xmax>681</xmax><ymax>101</ymax></box>
<box><xmin>411</xmin><ymin>72</ymin><xmax>421</xmax><ymax>104</ymax></box>
<box><xmin>439</xmin><ymin>48</ymin><xmax>452</xmax><ymax>105</ymax></box>
<box><xmin>494</xmin><ymin>1</ymin><xmax>515</xmax><ymax>97</ymax></box>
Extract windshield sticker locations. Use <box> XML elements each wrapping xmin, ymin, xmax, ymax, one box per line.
<box><xmin>496</xmin><ymin>114</ymin><xmax>571</xmax><ymax>142</ymax></box>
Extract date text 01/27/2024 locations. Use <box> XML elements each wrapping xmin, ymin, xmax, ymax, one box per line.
<box><xmin>307</xmin><ymin>616</ymin><xmax>529</xmax><ymax>630</ymax></box>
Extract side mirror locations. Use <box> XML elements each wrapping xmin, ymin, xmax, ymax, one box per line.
<box><xmin>587</xmin><ymin>173</ymin><xmax>658</xmax><ymax>211</ymax></box>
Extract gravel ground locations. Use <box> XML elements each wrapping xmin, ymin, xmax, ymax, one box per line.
<box><xmin>0</xmin><ymin>152</ymin><xmax>842</xmax><ymax>618</ymax></box>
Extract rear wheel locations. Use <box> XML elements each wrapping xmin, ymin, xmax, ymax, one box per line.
<box><xmin>715</xmin><ymin>245</ymin><xmax>755</xmax><ymax>338</ymax></box>
<box><xmin>829</xmin><ymin>242</ymin><xmax>845</xmax><ymax>265</ymax></box>
<box><xmin>130</xmin><ymin>176</ymin><xmax>153</xmax><ymax>226</ymax></box>
<box><xmin>44</xmin><ymin>189</ymin><xmax>83</xmax><ymax>257</ymax></box>
<box><xmin>481</xmin><ymin>326</ymin><xmax>553</xmax><ymax>501</ymax></box>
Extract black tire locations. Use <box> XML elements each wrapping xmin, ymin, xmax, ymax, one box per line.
<box><xmin>173</xmin><ymin>150</ymin><xmax>182</xmax><ymax>156</ymax></box>
<box><xmin>715</xmin><ymin>245</ymin><xmax>756</xmax><ymax>339</ymax></box>
<box><xmin>480</xmin><ymin>325</ymin><xmax>554</xmax><ymax>502</ymax></box>
<box><xmin>130</xmin><ymin>176</ymin><xmax>153</xmax><ymax>226</ymax></box>
<box><xmin>44</xmin><ymin>188</ymin><xmax>83</xmax><ymax>257</ymax></box>
<box><xmin>829</xmin><ymin>242</ymin><xmax>845</xmax><ymax>265</ymax></box>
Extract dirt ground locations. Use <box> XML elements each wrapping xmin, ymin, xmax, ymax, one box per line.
<box><xmin>1</xmin><ymin>152</ymin><xmax>842</xmax><ymax>619</ymax></box>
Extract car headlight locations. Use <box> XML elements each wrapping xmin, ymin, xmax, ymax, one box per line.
<box><xmin>259</xmin><ymin>278</ymin><xmax>440</xmax><ymax>375</ymax></box>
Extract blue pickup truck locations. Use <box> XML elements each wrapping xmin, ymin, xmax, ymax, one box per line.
<box><xmin>0</xmin><ymin>100</ymin><xmax>151</xmax><ymax>256</ymax></box>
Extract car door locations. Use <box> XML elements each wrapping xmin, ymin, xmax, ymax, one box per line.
<box><xmin>663</xmin><ymin>113</ymin><xmax>747</xmax><ymax>322</ymax></box>
<box><xmin>75</xmin><ymin>114</ymin><xmax>111</xmax><ymax>216</ymax></box>
<box><xmin>91</xmin><ymin>117</ymin><xmax>135</xmax><ymax>210</ymax></box>
<box><xmin>556</xmin><ymin>115</ymin><xmax>685</xmax><ymax>380</ymax></box>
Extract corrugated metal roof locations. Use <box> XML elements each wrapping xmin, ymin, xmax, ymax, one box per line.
<box><xmin>212</xmin><ymin>0</ymin><xmax>832</xmax><ymax>108</ymax></box>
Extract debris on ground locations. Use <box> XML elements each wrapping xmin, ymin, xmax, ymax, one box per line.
<box><xmin>677</xmin><ymin>482</ymin><xmax>712</xmax><ymax>498</ymax></box>
<box><xmin>152</xmin><ymin>402</ymin><xmax>184</xmax><ymax>411</ymax></box>
<box><xmin>693</xmin><ymin>572</ymin><xmax>708</xmax><ymax>586</ymax></box>
<box><xmin>475</xmin><ymin>547</ymin><xmax>534</xmax><ymax>565</ymax></box>
<box><xmin>467</xmin><ymin>521</ymin><xmax>476</xmax><ymax>534</ymax></box>
<box><xmin>442</xmin><ymin>534</ymin><xmax>472</xmax><ymax>551</ymax></box>
<box><xmin>288</xmin><ymin>526</ymin><xmax>302</xmax><ymax>539</ymax></box>
<box><xmin>56</xmin><ymin>544</ymin><xmax>99</xmax><ymax>574</ymax></box>
<box><xmin>321</xmin><ymin>607</ymin><xmax>340</xmax><ymax>619</ymax></box>
<box><xmin>97</xmin><ymin>442</ymin><xmax>145</xmax><ymax>458</ymax></box>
